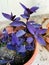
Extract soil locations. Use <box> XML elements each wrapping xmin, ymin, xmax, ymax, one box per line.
<box><xmin>0</xmin><ymin>41</ymin><xmax>36</xmax><ymax>65</ymax></box>
<box><xmin>10</xmin><ymin>43</ymin><xmax>36</xmax><ymax>65</ymax></box>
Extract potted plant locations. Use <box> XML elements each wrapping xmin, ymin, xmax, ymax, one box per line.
<box><xmin>0</xmin><ymin>3</ymin><xmax>47</xmax><ymax>65</ymax></box>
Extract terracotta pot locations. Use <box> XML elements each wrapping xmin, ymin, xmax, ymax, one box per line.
<box><xmin>24</xmin><ymin>41</ymin><xmax>38</xmax><ymax>65</ymax></box>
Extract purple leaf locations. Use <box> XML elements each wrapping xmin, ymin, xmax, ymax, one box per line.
<box><xmin>11</xmin><ymin>33</ymin><xmax>20</xmax><ymax>46</ymax></box>
<box><xmin>26</xmin><ymin>45</ymin><xmax>34</xmax><ymax>51</ymax></box>
<box><xmin>30</xmin><ymin>6</ymin><xmax>39</xmax><ymax>12</ymax></box>
<box><xmin>0</xmin><ymin>60</ymin><xmax>12</xmax><ymax>64</ymax></box>
<box><xmin>2</xmin><ymin>13</ymin><xmax>12</xmax><ymax>20</ymax></box>
<box><xmin>35</xmin><ymin>34</ymin><xmax>46</xmax><ymax>46</ymax></box>
<box><xmin>37</xmin><ymin>29</ymin><xmax>47</xmax><ymax>35</ymax></box>
<box><xmin>16</xmin><ymin>30</ymin><xmax>26</xmax><ymax>37</ymax></box>
<box><xmin>21</xmin><ymin>10</ymin><xmax>30</xmax><ymax>19</ymax></box>
<box><xmin>24</xmin><ymin>10</ymin><xmax>28</xmax><ymax>15</ymax></box>
<box><xmin>2</xmin><ymin>12</ymin><xmax>16</xmax><ymax>21</ymax></box>
<box><xmin>14</xmin><ymin>17</ymin><xmax>20</xmax><ymax>21</ymax></box>
<box><xmin>21</xmin><ymin>14</ymin><xmax>29</xmax><ymax>18</ymax></box>
<box><xmin>26</xmin><ymin>37</ymin><xmax>33</xmax><ymax>44</ymax></box>
<box><xmin>32</xmin><ymin>23</ymin><xmax>41</xmax><ymax>28</ymax></box>
<box><xmin>11</xmin><ymin>34</ymin><xmax>17</xmax><ymax>45</ymax></box>
<box><xmin>1</xmin><ymin>29</ymin><xmax>8</xmax><ymax>43</ymax></box>
<box><xmin>17</xmin><ymin>45</ymin><xmax>26</xmax><ymax>53</ymax></box>
<box><xmin>27</xmin><ymin>22</ymin><xmax>36</xmax><ymax>35</ymax></box>
<box><xmin>28</xmin><ymin>21</ymin><xmax>41</xmax><ymax>28</ymax></box>
<box><xmin>7</xmin><ymin>44</ymin><xmax>16</xmax><ymax>50</ymax></box>
<box><xmin>10</xmin><ymin>21</ymin><xmax>26</xmax><ymax>27</ymax></box>
<box><xmin>20</xmin><ymin>3</ymin><xmax>27</xmax><ymax>10</ymax></box>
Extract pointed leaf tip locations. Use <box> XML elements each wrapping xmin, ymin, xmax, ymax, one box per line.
<box><xmin>20</xmin><ymin>3</ymin><xmax>27</xmax><ymax>10</ymax></box>
<box><xmin>30</xmin><ymin>6</ymin><xmax>39</xmax><ymax>12</ymax></box>
<box><xmin>2</xmin><ymin>13</ymin><xmax>11</xmax><ymax>20</ymax></box>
